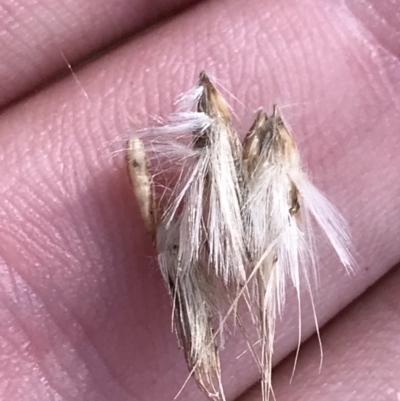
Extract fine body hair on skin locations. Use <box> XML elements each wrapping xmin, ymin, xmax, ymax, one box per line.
<box><xmin>125</xmin><ymin>72</ymin><xmax>354</xmax><ymax>401</ymax></box>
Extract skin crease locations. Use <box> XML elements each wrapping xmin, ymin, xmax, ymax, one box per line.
<box><xmin>0</xmin><ymin>0</ymin><xmax>399</xmax><ymax>400</ymax></box>
<box><xmin>0</xmin><ymin>0</ymin><xmax>198</xmax><ymax>107</ymax></box>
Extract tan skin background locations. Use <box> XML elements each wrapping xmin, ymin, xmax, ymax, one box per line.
<box><xmin>0</xmin><ymin>0</ymin><xmax>399</xmax><ymax>400</ymax></box>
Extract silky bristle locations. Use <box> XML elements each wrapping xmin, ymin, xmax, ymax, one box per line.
<box><xmin>125</xmin><ymin>73</ymin><xmax>354</xmax><ymax>401</ymax></box>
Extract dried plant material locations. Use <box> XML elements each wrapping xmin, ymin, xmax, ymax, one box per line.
<box><xmin>126</xmin><ymin>138</ymin><xmax>157</xmax><ymax>237</ymax></box>
<box><xmin>157</xmin><ymin>217</ymin><xmax>225</xmax><ymax>399</ymax></box>
<box><xmin>126</xmin><ymin>72</ymin><xmax>247</xmax><ymax>400</ymax></box>
<box><xmin>243</xmin><ymin>106</ymin><xmax>354</xmax><ymax>398</ymax></box>
<box><xmin>125</xmin><ymin>73</ymin><xmax>354</xmax><ymax>401</ymax></box>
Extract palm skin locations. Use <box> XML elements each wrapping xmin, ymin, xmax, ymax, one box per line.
<box><xmin>0</xmin><ymin>1</ymin><xmax>399</xmax><ymax>400</ymax></box>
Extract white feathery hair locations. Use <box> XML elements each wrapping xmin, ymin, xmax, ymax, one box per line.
<box><xmin>243</xmin><ymin>105</ymin><xmax>354</xmax><ymax>398</ymax></box>
<box><xmin>126</xmin><ymin>72</ymin><xmax>249</xmax><ymax>401</ymax></box>
<box><xmin>126</xmin><ymin>73</ymin><xmax>355</xmax><ymax>401</ymax></box>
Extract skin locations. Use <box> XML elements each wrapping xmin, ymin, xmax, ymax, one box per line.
<box><xmin>0</xmin><ymin>0</ymin><xmax>399</xmax><ymax>400</ymax></box>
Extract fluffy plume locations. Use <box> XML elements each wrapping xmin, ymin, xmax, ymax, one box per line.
<box><xmin>126</xmin><ymin>74</ymin><xmax>354</xmax><ymax>401</ymax></box>
<box><xmin>126</xmin><ymin>72</ymin><xmax>247</xmax><ymax>400</ymax></box>
<box><xmin>243</xmin><ymin>106</ymin><xmax>354</xmax><ymax>398</ymax></box>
